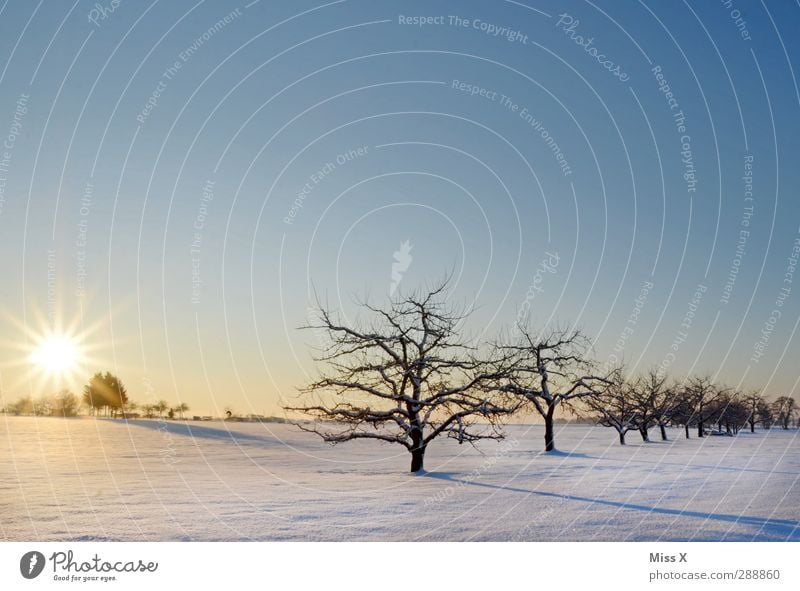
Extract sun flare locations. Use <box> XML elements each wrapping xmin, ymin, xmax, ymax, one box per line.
<box><xmin>29</xmin><ymin>335</ymin><xmax>81</xmax><ymax>374</ymax></box>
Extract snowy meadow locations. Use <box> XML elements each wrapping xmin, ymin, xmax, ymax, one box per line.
<box><xmin>2</xmin><ymin>417</ymin><xmax>798</xmax><ymax>542</ymax></box>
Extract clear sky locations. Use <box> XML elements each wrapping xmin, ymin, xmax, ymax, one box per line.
<box><xmin>0</xmin><ymin>0</ymin><xmax>798</xmax><ymax>416</ymax></box>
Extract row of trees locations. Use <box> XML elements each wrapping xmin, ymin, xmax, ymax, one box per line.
<box><xmin>287</xmin><ymin>282</ymin><xmax>798</xmax><ymax>472</ymax></box>
<box><xmin>138</xmin><ymin>401</ymin><xmax>191</xmax><ymax>419</ymax></box>
<box><xmin>2</xmin><ymin>390</ymin><xmax>81</xmax><ymax>417</ymax></box>
<box><xmin>2</xmin><ymin>372</ymin><xmax>191</xmax><ymax>421</ymax></box>
<box><xmin>585</xmin><ymin>371</ymin><xmax>797</xmax><ymax>445</ymax></box>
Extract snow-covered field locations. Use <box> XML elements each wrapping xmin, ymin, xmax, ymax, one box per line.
<box><xmin>1</xmin><ymin>416</ymin><xmax>798</xmax><ymax>541</ymax></box>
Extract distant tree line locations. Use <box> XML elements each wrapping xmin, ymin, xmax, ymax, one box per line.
<box><xmin>583</xmin><ymin>369</ymin><xmax>797</xmax><ymax>445</ymax></box>
<box><xmin>1</xmin><ymin>372</ymin><xmax>191</xmax><ymax>421</ymax></box>
<box><xmin>2</xmin><ymin>390</ymin><xmax>80</xmax><ymax>417</ymax></box>
<box><xmin>287</xmin><ymin>281</ymin><xmax>799</xmax><ymax>472</ymax></box>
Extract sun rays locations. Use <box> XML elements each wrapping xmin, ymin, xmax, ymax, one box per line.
<box><xmin>0</xmin><ymin>305</ymin><xmax>109</xmax><ymax>394</ymax></box>
<box><xmin>29</xmin><ymin>335</ymin><xmax>81</xmax><ymax>374</ymax></box>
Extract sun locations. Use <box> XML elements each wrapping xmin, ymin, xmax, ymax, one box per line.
<box><xmin>29</xmin><ymin>335</ymin><xmax>81</xmax><ymax>374</ymax></box>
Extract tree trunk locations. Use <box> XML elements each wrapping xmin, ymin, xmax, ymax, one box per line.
<box><xmin>410</xmin><ymin>446</ymin><xmax>425</xmax><ymax>472</ymax></box>
<box><xmin>684</xmin><ymin>424</ymin><xmax>690</xmax><ymax>439</ymax></box>
<box><xmin>659</xmin><ymin>423</ymin><xmax>668</xmax><ymax>441</ymax></box>
<box><xmin>409</xmin><ymin>420</ymin><xmax>425</xmax><ymax>473</ymax></box>
<box><xmin>619</xmin><ymin>431</ymin><xmax>626</xmax><ymax>445</ymax></box>
<box><xmin>697</xmin><ymin>420</ymin><xmax>704</xmax><ymax>437</ymax></box>
<box><xmin>750</xmin><ymin>420</ymin><xmax>755</xmax><ymax>433</ymax></box>
<box><xmin>639</xmin><ymin>427</ymin><xmax>649</xmax><ymax>442</ymax></box>
<box><xmin>544</xmin><ymin>404</ymin><xmax>556</xmax><ymax>452</ymax></box>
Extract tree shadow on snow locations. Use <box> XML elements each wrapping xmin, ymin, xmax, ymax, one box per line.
<box><xmin>424</xmin><ymin>472</ymin><xmax>800</xmax><ymax>540</ymax></box>
<box><xmin>124</xmin><ymin>419</ymin><xmax>279</xmax><ymax>445</ymax></box>
<box><xmin>598</xmin><ymin>456</ymin><xmax>798</xmax><ymax>477</ymax></box>
<box><xmin>500</xmin><ymin>449</ymin><xmax>593</xmax><ymax>460</ymax></box>
<box><xmin>538</xmin><ymin>449</ymin><xmax>593</xmax><ymax>459</ymax></box>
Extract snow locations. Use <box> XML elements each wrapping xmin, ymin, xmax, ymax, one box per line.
<box><xmin>1</xmin><ymin>416</ymin><xmax>798</xmax><ymax>541</ymax></box>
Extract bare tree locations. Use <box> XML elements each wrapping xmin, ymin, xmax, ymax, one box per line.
<box><xmin>772</xmin><ymin>396</ymin><xmax>797</xmax><ymax>430</ymax></box>
<box><xmin>630</xmin><ymin>370</ymin><xmax>673</xmax><ymax>442</ymax></box>
<box><xmin>285</xmin><ymin>283</ymin><xmax>519</xmax><ymax>473</ymax></box>
<box><xmin>33</xmin><ymin>395</ymin><xmax>53</xmax><ymax>416</ymax></box>
<box><xmin>722</xmin><ymin>395</ymin><xmax>749</xmax><ymax>435</ymax></box>
<box><xmin>8</xmin><ymin>395</ymin><xmax>34</xmax><ymax>415</ymax></box>
<box><xmin>711</xmin><ymin>391</ymin><xmax>748</xmax><ymax>435</ymax></box>
<box><xmin>155</xmin><ymin>400</ymin><xmax>169</xmax><ymax>418</ymax></box>
<box><xmin>682</xmin><ymin>376</ymin><xmax>726</xmax><ymax>437</ymax></box>
<box><xmin>712</xmin><ymin>391</ymin><xmax>732</xmax><ymax>433</ymax></box>
<box><xmin>758</xmin><ymin>401</ymin><xmax>774</xmax><ymax>429</ymax></box>
<box><xmin>52</xmin><ymin>390</ymin><xmax>79</xmax><ymax>417</ymax></box>
<box><xmin>742</xmin><ymin>391</ymin><xmax>766</xmax><ymax>433</ymax></box>
<box><xmin>671</xmin><ymin>387</ymin><xmax>697</xmax><ymax>439</ymax></box>
<box><xmin>495</xmin><ymin>327</ymin><xmax>609</xmax><ymax>452</ymax></box>
<box><xmin>644</xmin><ymin>371</ymin><xmax>678</xmax><ymax>441</ymax></box>
<box><xmin>176</xmin><ymin>402</ymin><xmax>190</xmax><ymax>419</ymax></box>
<box><xmin>584</xmin><ymin>369</ymin><xmax>637</xmax><ymax>445</ymax></box>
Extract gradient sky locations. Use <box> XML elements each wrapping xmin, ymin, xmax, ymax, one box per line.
<box><xmin>0</xmin><ymin>0</ymin><xmax>799</xmax><ymax>416</ymax></box>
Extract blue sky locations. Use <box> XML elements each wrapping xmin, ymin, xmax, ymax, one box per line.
<box><xmin>0</xmin><ymin>0</ymin><xmax>798</xmax><ymax>415</ymax></box>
